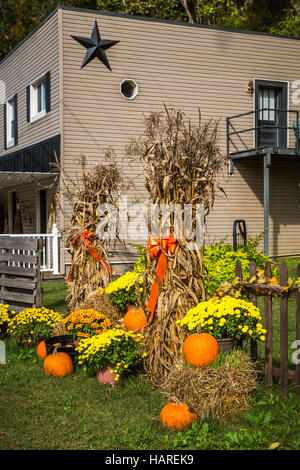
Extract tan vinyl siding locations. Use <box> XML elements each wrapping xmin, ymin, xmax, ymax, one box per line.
<box><xmin>0</xmin><ymin>11</ymin><xmax>60</xmax><ymax>155</ymax></box>
<box><xmin>54</xmin><ymin>10</ymin><xmax>300</xmax><ymax>258</ymax></box>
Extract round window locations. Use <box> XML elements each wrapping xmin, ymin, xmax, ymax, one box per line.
<box><xmin>120</xmin><ymin>79</ymin><xmax>138</xmax><ymax>100</ymax></box>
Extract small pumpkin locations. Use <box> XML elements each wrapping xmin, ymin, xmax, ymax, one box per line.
<box><xmin>36</xmin><ymin>340</ymin><xmax>47</xmax><ymax>359</ymax></box>
<box><xmin>160</xmin><ymin>402</ymin><xmax>197</xmax><ymax>430</ymax></box>
<box><xmin>44</xmin><ymin>349</ymin><xmax>74</xmax><ymax>377</ymax></box>
<box><xmin>124</xmin><ymin>307</ymin><xmax>147</xmax><ymax>332</ymax></box>
<box><xmin>183</xmin><ymin>330</ymin><xmax>219</xmax><ymax>367</ymax></box>
<box><xmin>53</xmin><ymin>342</ymin><xmax>61</xmax><ymax>347</ymax></box>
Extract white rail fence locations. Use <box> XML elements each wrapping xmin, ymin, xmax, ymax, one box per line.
<box><xmin>0</xmin><ymin>224</ymin><xmax>60</xmax><ymax>274</ymax></box>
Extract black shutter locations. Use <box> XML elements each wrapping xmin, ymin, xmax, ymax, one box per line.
<box><xmin>14</xmin><ymin>94</ymin><xmax>18</xmax><ymax>145</ymax></box>
<box><xmin>26</xmin><ymin>85</ymin><xmax>30</xmax><ymax>122</ymax></box>
<box><xmin>45</xmin><ymin>71</ymin><xmax>51</xmax><ymax>112</ymax></box>
<box><xmin>3</xmin><ymin>103</ymin><xmax>7</xmax><ymax>150</ymax></box>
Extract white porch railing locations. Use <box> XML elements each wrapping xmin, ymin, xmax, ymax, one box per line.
<box><xmin>0</xmin><ymin>223</ymin><xmax>60</xmax><ymax>274</ymax></box>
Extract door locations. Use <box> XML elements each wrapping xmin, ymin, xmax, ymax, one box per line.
<box><xmin>8</xmin><ymin>190</ymin><xmax>16</xmax><ymax>233</ymax></box>
<box><xmin>255</xmin><ymin>80</ymin><xmax>288</xmax><ymax>148</ymax></box>
<box><xmin>37</xmin><ymin>189</ymin><xmax>47</xmax><ymax>233</ymax></box>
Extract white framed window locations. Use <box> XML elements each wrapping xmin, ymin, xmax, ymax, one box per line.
<box><xmin>6</xmin><ymin>97</ymin><xmax>15</xmax><ymax>148</ymax></box>
<box><xmin>29</xmin><ymin>75</ymin><xmax>46</xmax><ymax>123</ymax></box>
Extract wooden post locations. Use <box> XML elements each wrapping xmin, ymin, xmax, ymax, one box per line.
<box><xmin>264</xmin><ymin>261</ymin><xmax>273</xmax><ymax>387</ymax></box>
<box><xmin>263</xmin><ymin>153</ymin><xmax>271</xmax><ymax>255</ymax></box>
<box><xmin>249</xmin><ymin>260</ymin><xmax>258</xmax><ymax>362</ymax></box>
<box><xmin>280</xmin><ymin>262</ymin><xmax>289</xmax><ymax>395</ymax></box>
<box><xmin>235</xmin><ymin>259</ymin><xmax>242</xmax><ymax>281</ymax></box>
<box><xmin>296</xmin><ymin>264</ymin><xmax>300</xmax><ymax>396</ymax></box>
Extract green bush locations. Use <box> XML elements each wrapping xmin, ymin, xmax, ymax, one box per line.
<box><xmin>204</xmin><ymin>233</ymin><xmax>277</xmax><ymax>298</ymax></box>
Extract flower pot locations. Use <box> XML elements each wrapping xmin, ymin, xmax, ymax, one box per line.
<box><xmin>217</xmin><ymin>338</ymin><xmax>235</xmax><ymax>353</ymax></box>
<box><xmin>96</xmin><ymin>365</ymin><xmax>116</xmax><ymax>384</ymax></box>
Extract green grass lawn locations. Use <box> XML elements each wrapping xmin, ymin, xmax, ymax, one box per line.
<box><xmin>1</xmin><ymin>271</ymin><xmax>300</xmax><ymax>450</ymax></box>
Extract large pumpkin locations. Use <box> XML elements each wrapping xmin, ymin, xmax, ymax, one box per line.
<box><xmin>36</xmin><ymin>340</ymin><xmax>47</xmax><ymax>359</ymax></box>
<box><xmin>183</xmin><ymin>332</ymin><xmax>219</xmax><ymax>367</ymax></box>
<box><xmin>124</xmin><ymin>307</ymin><xmax>147</xmax><ymax>332</ymax></box>
<box><xmin>44</xmin><ymin>351</ymin><xmax>74</xmax><ymax>377</ymax></box>
<box><xmin>160</xmin><ymin>402</ymin><xmax>197</xmax><ymax>430</ymax></box>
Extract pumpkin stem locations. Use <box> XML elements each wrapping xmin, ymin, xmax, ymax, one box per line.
<box><xmin>196</xmin><ymin>323</ymin><xmax>202</xmax><ymax>335</ymax></box>
<box><xmin>53</xmin><ymin>345</ymin><xmax>59</xmax><ymax>355</ymax></box>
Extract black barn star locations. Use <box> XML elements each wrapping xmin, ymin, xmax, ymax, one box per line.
<box><xmin>71</xmin><ymin>20</ymin><xmax>119</xmax><ymax>71</ymax></box>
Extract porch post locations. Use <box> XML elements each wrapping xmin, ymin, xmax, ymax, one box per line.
<box><xmin>52</xmin><ymin>223</ymin><xmax>60</xmax><ymax>275</ymax></box>
<box><xmin>263</xmin><ymin>153</ymin><xmax>271</xmax><ymax>255</ymax></box>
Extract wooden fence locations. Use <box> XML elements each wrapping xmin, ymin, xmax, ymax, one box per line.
<box><xmin>235</xmin><ymin>259</ymin><xmax>300</xmax><ymax>396</ymax></box>
<box><xmin>0</xmin><ymin>237</ymin><xmax>43</xmax><ymax>312</ymax></box>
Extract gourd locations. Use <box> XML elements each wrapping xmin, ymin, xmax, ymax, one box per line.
<box><xmin>160</xmin><ymin>402</ymin><xmax>197</xmax><ymax>430</ymax></box>
<box><xmin>36</xmin><ymin>340</ymin><xmax>47</xmax><ymax>359</ymax></box>
<box><xmin>183</xmin><ymin>328</ymin><xmax>219</xmax><ymax>367</ymax></box>
<box><xmin>123</xmin><ymin>307</ymin><xmax>147</xmax><ymax>331</ymax></box>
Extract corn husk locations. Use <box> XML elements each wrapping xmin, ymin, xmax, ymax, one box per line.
<box><xmin>55</xmin><ymin>151</ymin><xmax>123</xmax><ymax>312</ymax></box>
<box><xmin>126</xmin><ymin>106</ymin><xmax>228</xmax><ymax>384</ymax></box>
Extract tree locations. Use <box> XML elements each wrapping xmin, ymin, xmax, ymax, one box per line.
<box><xmin>1</xmin><ymin>0</ymin><xmax>299</xmax><ymax>62</ymax></box>
<box><xmin>0</xmin><ymin>0</ymin><xmax>99</xmax><ymax>61</ymax></box>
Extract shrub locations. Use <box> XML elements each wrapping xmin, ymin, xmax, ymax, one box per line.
<box><xmin>0</xmin><ymin>303</ymin><xmax>11</xmax><ymax>337</ymax></box>
<box><xmin>7</xmin><ymin>307</ymin><xmax>63</xmax><ymax>346</ymax></box>
<box><xmin>177</xmin><ymin>296</ymin><xmax>267</xmax><ymax>342</ymax></box>
<box><xmin>204</xmin><ymin>234</ymin><xmax>277</xmax><ymax>298</ymax></box>
<box><xmin>105</xmin><ymin>270</ymin><xmax>144</xmax><ymax>312</ymax></box>
<box><xmin>64</xmin><ymin>309</ymin><xmax>111</xmax><ymax>341</ymax></box>
<box><xmin>76</xmin><ymin>328</ymin><xmax>146</xmax><ymax>382</ymax></box>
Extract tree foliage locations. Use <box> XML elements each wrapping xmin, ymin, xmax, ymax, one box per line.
<box><xmin>0</xmin><ymin>0</ymin><xmax>300</xmax><ymax>62</ymax></box>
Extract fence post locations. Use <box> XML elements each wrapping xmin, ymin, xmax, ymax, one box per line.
<box><xmin>52</xmin><ymin>224</ymin><xmax>59</xmax><ymax>275</ymax></box>
<box><xmin>264</xmin><ymin>261</ymin><xmax>273</xmax><ymax>387</ymax></box>
<box><xmin>249</xmin><ymin>260</ymin><xmax>258</xmax><ymax>363</ymax></box>
<box><xmin>280</xmin><ymin>262</ymin><xmax>289</xmax><ymax>395</ymax></box>
<box><xmin>296</xmin><ymin>264</ymin><xmax>300</xmax><ymax>396</ymax></box>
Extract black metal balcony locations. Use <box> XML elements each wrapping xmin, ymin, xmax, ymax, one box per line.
<box><xmin>226</xmin><ymin>108</ymin><xmax>300</xmax><ymax>157</ymax></box>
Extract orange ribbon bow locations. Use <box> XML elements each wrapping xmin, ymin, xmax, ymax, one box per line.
<box><xmin>66</xmin><ymin>229</ymin><xmax>112</xmax><ymax>282</ymax></box>
<box><xmin>146</xmin><ymin>231</ymin><xmax>177</xmax><ymax>322</ymax></box>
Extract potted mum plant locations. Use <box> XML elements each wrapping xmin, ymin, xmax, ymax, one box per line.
<box><xmin>7</xmin><ymin>307</ymin><xmax>64</xmax><ymax>347</ymax></box>
<box><xmin>76</xmin><ymin>328</ymin><xmax>147</xmax><ymax>384</ymax></box>
<box><xmin>177</xmin><ymin>296</ymin><xmax>267</xmax><ymax>353</ymax></box>
<box><xmin>63</xmin><ymin>309</ymin><xmax>111</xmax><ymax>343</ymax></box>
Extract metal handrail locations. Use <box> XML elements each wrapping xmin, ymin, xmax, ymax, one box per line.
<box><xmin>226</xmin><ymin>108</ymin><xmax>300</xmax><ymax>155</ymax></box>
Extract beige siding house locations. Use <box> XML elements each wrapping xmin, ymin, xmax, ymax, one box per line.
<box><xmin>1</xmin><ymin>6</ymin><xmax>300</xmax><ymax>275</ymax></box>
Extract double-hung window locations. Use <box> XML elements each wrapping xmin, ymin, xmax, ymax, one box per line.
<box><xmin>27</xmin><ymin>72</ymin><xmax>50</xmax><ymax>123</ymax></box>
<box><xmin>6</xmin><ymin>96</ymin><xmax>17</xmax><ymax>148</ymax></box>
<box><xmin>29</xmin><ymin>76</ymin><xmax>46</xmax><ymax>122</ymax></box>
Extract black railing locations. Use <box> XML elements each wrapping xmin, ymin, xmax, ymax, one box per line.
<box><xmin>226</xmin><ymin>108</ymin><xmax>300</xmax><ymax>155</ymax></box>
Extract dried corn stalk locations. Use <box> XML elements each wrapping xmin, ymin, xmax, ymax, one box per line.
<box><xmin>127</xmin><ymin>106</ymin><xmax>228</xmax><ymax>384</ymax></box>
<box><xmin>55</xmin><ymin>151</ymin><xmax>122</xmax><ymax>312</ymax></box>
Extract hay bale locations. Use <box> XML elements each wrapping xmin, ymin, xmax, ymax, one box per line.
<box><xmin>78</xmin><ymin>290</ymin><xmax>122</xmax><ymax>327</ymax></box>
<box><xmin>51</xmin><ymin>322</ymin><xmax>67</xmax><ymax>337</ymax></box>
<box><xmin>161</xmin><ymin>350</ymin><xmax>257</xmax><ymax>422</ymax></box>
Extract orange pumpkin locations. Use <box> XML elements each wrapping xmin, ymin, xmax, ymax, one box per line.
<box><xmin>36</xmin><ymin>340</ymin><xmax>47</xmax><ymax>359</ymax></box>
<box><xmin>53</xmin><ymin>342</ymin><xmax>61</xmax><ymax>347</ymax></box>
<box><xmin>44</xmin><ymin>351</ymin><xmax>74</xmax><ymax>377</ymax></box>
<box><xmin>124</xmin><ymin>307</ymin><xmax>147</xmax><ymax>332</ymax></box>
<box><xmin>183</xmin><ymin>332</ymin><xmax>219</xmax><ymax>367</ymax></box>
<box><xmin>160</xmin><ymin>402</ymin><xmax>197</xmax><ymax>430</ymax></box>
